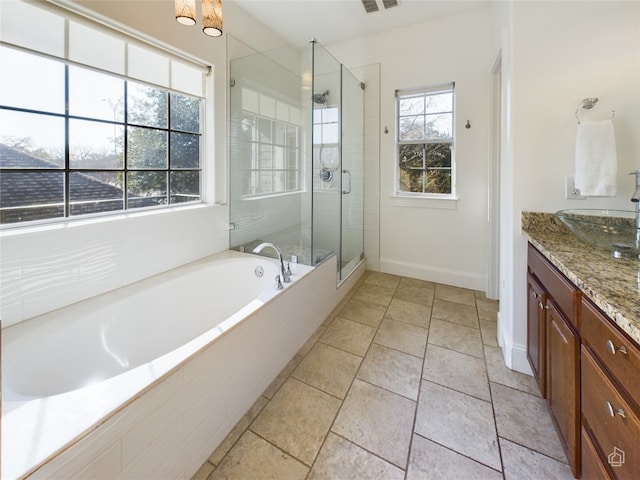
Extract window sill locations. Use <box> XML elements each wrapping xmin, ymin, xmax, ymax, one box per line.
<box><xmin>0</xmin><ymin>202</ymin><xmax>213</xmax><ymax>237</ymax></box>
<box><xmin>391</xmin><ymin>195</ymin><xmax>458</xmax><ymax>210</ymax></box>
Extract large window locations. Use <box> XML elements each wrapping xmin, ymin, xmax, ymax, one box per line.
<box><xmin>0</xmin><ymin>0</ymin><xmax>209</xmax><ymax>226</ymax></box>
<box><xmin>396</xmin><ymin>83</ymin><xmax>455</xmax><ymax>196</ymax></box>
<box><xmin>0</xmin><ymin>47</ymin><xmax>202</xmax><ymax>224</ymax></box>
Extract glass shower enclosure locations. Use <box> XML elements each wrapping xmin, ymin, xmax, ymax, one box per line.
<box><xmin>228</xmin><ymin>39</ymin><xmax>364</xmax><ymax>283</ymax></box>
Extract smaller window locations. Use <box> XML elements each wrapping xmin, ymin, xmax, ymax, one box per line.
<box><xmin>396</xmin><ymin>83</ymin><xmax>454</xmax><ymax>196</ymax></box>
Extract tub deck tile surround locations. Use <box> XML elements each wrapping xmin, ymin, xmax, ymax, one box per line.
<box><xmin>193</xmin><ymin>272</ymin><xmax>574</xmax><ymax>480</ymax></box>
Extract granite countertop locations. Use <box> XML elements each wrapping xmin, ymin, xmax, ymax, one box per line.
<box><xmin>522</xmin><ymin>212</ymin><xmax>640</xmax><ymax>347</ymax></box>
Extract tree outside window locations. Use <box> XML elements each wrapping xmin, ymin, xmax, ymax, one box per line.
<box><xmin>396</xmin><ymin>83</ymin><xmax>454</xmax><ymax>195</ymax></box>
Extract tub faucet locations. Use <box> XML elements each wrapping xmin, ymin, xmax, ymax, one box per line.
<box><xmin>252</xmin><ymin>242</ymin><xmax>290</xmax><ymax>284</ymax></box>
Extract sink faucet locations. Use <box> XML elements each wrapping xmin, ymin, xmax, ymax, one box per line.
<box><xmin>252</xmin><ymin>242</ymin><xmax>290</xmax><ymax>284</ymax></box>
<box><xmin>630</xmin><ymin>171</ymin><xmax>640</xmax><ymax>250</ymax></box>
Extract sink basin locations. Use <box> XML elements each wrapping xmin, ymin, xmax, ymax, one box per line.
<box><xmin>555</xmin><ymin>209</ymin><xmax>640</xmax><ymax>258</ymax></box>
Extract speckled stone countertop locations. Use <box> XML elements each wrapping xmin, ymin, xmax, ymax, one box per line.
<box><xmin>522</xmin><ymin>211</ymin><xmax>640</xmax><ymax>347</ymax></box>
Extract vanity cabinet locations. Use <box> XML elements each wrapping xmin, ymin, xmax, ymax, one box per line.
<box><xmin>527</xmin><ymin>243</ymin><xmax>581</xmax><ymax>478</ymax></box>
<box><xmin>580</xmin><ymin>296</ymin><xmax>640</xmax><ymax>480</ymax></box>
<box><xmin>527</xmin><ymin>241</ymin><xmax>640</xmax><ymax>480</ymax></box>
<box><xmin>527</xmin><ymin>273</ymin><xmax>546</xmax><ymax>397</ymax></box>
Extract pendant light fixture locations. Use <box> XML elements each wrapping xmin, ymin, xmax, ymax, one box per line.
<box><xmin>174</xmin><ymin>0</ymin><xmax>223</xmax><ymax>37</ymax></box>
<box><xmin>175</xmin><ymin>0</ymin><xmax>196</xmax><ymax>25</ymax></box>
<box><xmin>202</xmin><ymin>0</ymin><xmax>223</xmax><ymax>37</ymax></box>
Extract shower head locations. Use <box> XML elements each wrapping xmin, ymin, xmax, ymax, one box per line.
<box><xmin>313</xmin><ymin>90</ymin><xmax>329</xmax><ymax>106</ymax></box>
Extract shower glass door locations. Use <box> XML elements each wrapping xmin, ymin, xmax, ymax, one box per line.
<box><xmin>311</xmin><ymin>41</ymin><xmax>364</xmax><ymax>283</ymax></box>
<box><xmin>339</xmin><ymin>66</ymin><xmax>364</xmax><ymax>282</ymax></box>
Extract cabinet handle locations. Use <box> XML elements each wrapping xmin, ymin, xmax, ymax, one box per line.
<box><xmin>606</xmin><ymin>339</ymin><xmax>628</xmax><ymax>356</ymax></box>
<box><xmin>538</xmin><ymin>301</ymin><xmax>544</xmax><ymax>310</ymax></box>
<box><xmin>606</xmin><ymin>401</ymin><xmax>626</xmax><ymax>418</ymax></box>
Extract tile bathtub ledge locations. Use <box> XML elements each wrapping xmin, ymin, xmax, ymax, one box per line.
<box><xmin>522</xmin><ymin>212</ymin><xmax>640</xmax><ymax>347</ymax></box>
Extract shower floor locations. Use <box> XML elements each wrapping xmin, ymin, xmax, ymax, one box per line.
<box><xmin>191</xmin><ymin>272</ymin><xmax>572</xmax><ymax>480</ymax></box>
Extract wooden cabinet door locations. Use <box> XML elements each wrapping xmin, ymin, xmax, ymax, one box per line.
<box><xmin>527</xmin><ymin>273</ymin><xmax>546</xmax><ymax>397</ymax></box>
<box><xmin>546</xmin><ymin>300</ymin><xmax>580</xmax><ymax>478</ymax></box>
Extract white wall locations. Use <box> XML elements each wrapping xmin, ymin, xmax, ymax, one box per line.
<box><xmin>0</xmin><ymin>1</ymin><xmax>290</xmax><ymax>327</ymax></box>
<box><xmin>494</xmin><ymin>0</ymin><xmax>640</xmax><ymax>372</ymax></box>
<box><xmin>327</xmin><ymin>5</ymin><xmax>493</xmax><ymax>291</ymax></box>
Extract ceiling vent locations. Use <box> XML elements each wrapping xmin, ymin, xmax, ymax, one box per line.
<box><xmin>361</xmin><ymin>0</ymin><xmax>379</xmax><ymax>13</ymax></box>
<box><xmin>361</xmin><ymin>0</ymin><xmax>398</xmax><ymax>13</ymax></box>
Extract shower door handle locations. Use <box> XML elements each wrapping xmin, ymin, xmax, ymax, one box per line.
<box><xmin>342</xmin><ymin>169</ymin><xmax>351</xmax><ymax>194</ymax></box>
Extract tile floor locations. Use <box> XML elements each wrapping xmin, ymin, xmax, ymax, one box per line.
<box><xmin>192</xmin><ymin>271</ymin><xmax>574</xmax><ymax>480</ymax></box>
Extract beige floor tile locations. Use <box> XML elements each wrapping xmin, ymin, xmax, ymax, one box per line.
<box><xmin>251</xmin><ymin>378</ymin><xmax>341</xmax><ymax>466</ymax></box>
<box><xmin>262</xmin><ymin>354</ymin><xmax>303</xmax><ymax>399</ymax></box>
<box><xmin>292</xmin><ymin>342</ymin><xmax>362</xmax><ymax>399</ymax></box>
<box><xmin>210</xmin><ymin>430</ymin><xmax>308</xmax><ymax>480</ymax></box>
<box><xmin>353</xmin><ymin>282</ymin><xmax>395</xmax><ymax>306</ymax></box>
<box><xmin>209</xmin><ymin>396</ymin><xmax>269</xmax><ymax>465</ymax></box>
<box><xmin>407</xmin><ymin>434</ymin><xmax>503</xmax><ymax>480</ymax></box>
<box><xmin>475</xmin><ymin>290</ymin><xmax>491</xmax><ymax>301</ymax></box>
<box><xmin>332</xmin><ymin>379</ymin><xmax>415</xmax><ymax>468</ymax></box>
<box><xmin>374</xmin><ymin>318</ymin><xmax>428</xmax><ymax>358</ymax></box>
<box><xmin>357</xmin><ymin>344</ymin><xmax>422</xmax><ymax>400</ymax></box>
<box><xmin>428</xmin><ymin>319</ymin><xmax>484</xmax><ymax>358</ymax></box>
<box><xmin>415</xmin><ymin>380</ymin><xmax>501</xmax><ymax>471</ymax></box>
<box><xmin>298</xmin><ymin>327</ymin><xmax>326</xmax><ymax>357</ymax></box>
<box><xmin>422</xmin><ymin>344</ymin><xmax>490</xmax><ymax>401</ymax></box>
<box><xmin>319</xmin><ymin>317</ymin><xmax>376</xmax><ymax>357</ymax></box>
<box><xmin>385</xmin><ymin>298</ymin><xmax>431</xmax><ymax>328</ymax></box>
<box><xmin>484</xmin><ymin>346</ymin><xmax>540</xmax><ymax>396</ymax></box>
<box><xmin>500</xmin><ymin>438</ymin><xmax>573</xmax><ymax>480</ymax></box>
<box><xmin>364</xmin><ymin>271</ymin><xmax>402</xmax><ymax>290</ymax></box>
<box><xmin>338</xmin><ymin>298</ymin><xmax>387</xmax><ymax>327</ymax></box>
<box><xmin>480</xmin><ymin>319</ymin><xmax>498</xmax><ymax>347</ymax></box>
<box><xmin>435</xmin><ymin>284</ymin><xmax>477</xmax><ymax>306</ymax></box>
<box><xmin>431</xmin><ymin>298</ymin><xmax>479</xmax><ymax>328</ymax></box>
<box><xmin>399</xmin><ymin>277</ymin><xmax>436</xmax><ymax>289</ymax></box>
<box><xmin>191</xmin><ymin>461</ymin><xmax>214</xmax><ymax>480</ymax></box>
<box><xmin>491</xmin><ymin>383</ymin><xmax>565</xmax><ymax>462</ymax></box>
<box><xmin>477</xmin><ymin>298</ymin><xmax>499</xmax><ymax>321</ymax></box>
<box><xmin>308</xmin><ymin>433</ymin><xmax>405</xmax><ymax>480</ymax></box>
<box><xmin>394</xmin><ymin>280</ymin><xmax>435</xmax><ymax>307</ymax></box>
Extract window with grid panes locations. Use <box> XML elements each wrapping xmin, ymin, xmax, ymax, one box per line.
<box><xmin>396</xmin><ymin>83</ymin><xmax>455</xmax><ymax>196</ymax></box>
<box><xmin>0</xmin><ymin>0</ymin><xmax>209</xmax><ymax>226</ymax></box>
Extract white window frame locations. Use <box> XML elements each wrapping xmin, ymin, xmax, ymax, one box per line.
<box><xmin>0</xmin><ymin>0</ymin><xmax>214</xmax><ymax>227</ymax></box>
<box><xmin>393</xmin><ymin>82</ymin><xmax>457</xmax><ymax>209</ymax></box>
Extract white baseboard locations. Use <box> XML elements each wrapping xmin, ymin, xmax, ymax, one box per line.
<box><xmin>496</xmin><ymin>311</ymin><xmax>533</xmax><ymax>375</ymax></box>
<box><xmin>379</xmin><ymin>258</ymin><xmax>487</xmax><ymax>292</ymax></box>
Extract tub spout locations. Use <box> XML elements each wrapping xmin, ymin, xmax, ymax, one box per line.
<box><xmin>252</xmin><ymin>242</ymin><xmax>290</xmax><ymax>284</ymax></box>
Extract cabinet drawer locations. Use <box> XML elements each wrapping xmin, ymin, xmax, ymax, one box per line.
<box><xmin>527</xmin><ymin>244</ymin><xmax>578</xmax><ymax>324</ymax></box>
<box><xmin>581</xmin><ymin>297</ymin><xmax>640</xmax><ymax>404</ymax></box>
<box><xmin>581</xmin><ymin>345</ymin><xmax>640</xmax><ymax>480</ymax></box>
<box><xmin>581</xmin><ymin>426</ymin><xmax>614</xmax><ymax>480</ymax></box>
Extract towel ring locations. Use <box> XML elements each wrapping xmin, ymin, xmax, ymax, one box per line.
<box><xmin>575</xmin><ymin>98</ymin><xmax>615</xmax><ymax>124</ymax></box>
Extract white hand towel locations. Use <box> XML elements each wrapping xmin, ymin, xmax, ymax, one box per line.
<box><xmin>574</xmin><ymin>119</ymin><xmax>617</xmax><ymax>196</ymax></box>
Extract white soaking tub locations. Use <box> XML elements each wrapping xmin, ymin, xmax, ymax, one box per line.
<box><xmin>1</xmin><ymin>250</ymin><xmax>347</xmax><ymax>479</ymax></box>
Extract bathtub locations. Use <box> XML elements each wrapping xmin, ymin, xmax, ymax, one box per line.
<box><xmin>2</xmin><ymin>250</ymin><xmax>359</xmax><ymax>479</ymax></box>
